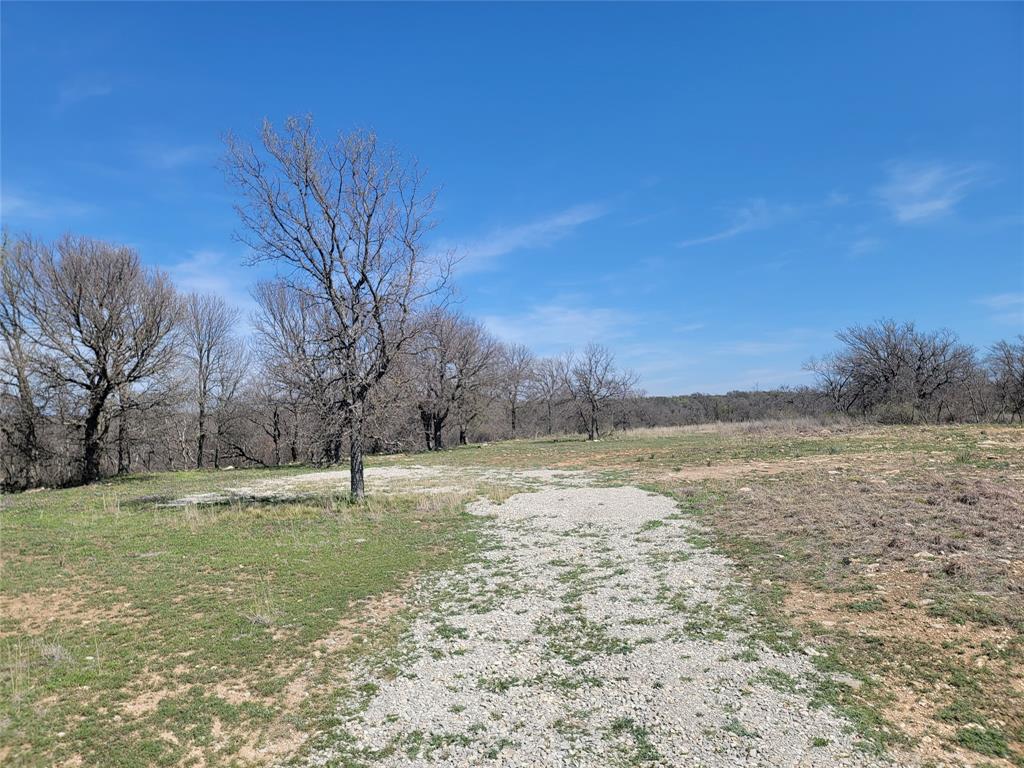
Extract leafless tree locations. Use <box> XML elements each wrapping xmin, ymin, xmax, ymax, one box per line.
<box><xmin>529</xmin><ymin>356</ymin><xmax>569</xmax><ymax>435</ymax></box>
<box><xmin>182</xmin><ymin>292</ymin><xmax>243</xmax><ymax>468</ymax></box>
<box><xmin>27</xmin><ymin>236</ymin><xmax>180</xmax><ymax>484</ymax></box>
<box><xmin>225</xmin><ymin>116</ymin><xmax>450</xmax><ymax>498</ymax></box>
<box><xmin>412</xmin><ymin>309</ymin><xmax>500</xmax><ymax>450</ymax></box>
<box><xmin>498</xmin><ymin>343</ymin><xmax>535</xmax><ymax>437</ymax></box>
<box><xmin>0</xmin><ymin>234</ymin><xmax>43</xmax><ymax>489</ymax></box>
<box><xmin>988</xmin><ymin>336</ymin><xmax>1024</xmax><ymax>422</ymax></box>
<box><xmin>808</xmin><ymin>320</ymin><xmax>978</xmax><ymax>423</ymax></box>
<box><xmin>561</xmin><ymin>343</ymin><xmax>637</xmax><ymax>440</ymax></box>
<box><xmin>905</xmin><ymin>327</ymin><xmax>976</xmax><ymax>423</ymax></box>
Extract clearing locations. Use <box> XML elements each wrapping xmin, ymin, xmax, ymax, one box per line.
<box><xmin>1</xmin><ymin>422</ymin><xmax>1021</xmax><ymax>767</ymax></box>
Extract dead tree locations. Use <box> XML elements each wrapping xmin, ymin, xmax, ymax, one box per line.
<box><xmin>498</xmin><ymin>343</ymin><xmax>535</xmax><ymax>437</ymax></box>
<box><xmin>562</xmin><ymin>343</ymin><xmax>637</xmax><ymax>440</ymax></box>
<box><xmin>28</xmin><ymin>236</ymin><xmax>180</xmax><ymax>484</ymax></box>
<box><xmin>988</xmin><ymin>336</ymin><xmax>1024</xmax><ymax>422</ymax></box>
<box><xmin>0</xmin><ymin>235</ymin><xmax>42</xmax><ymax>489</ymax></box>
<box><xmin>183</xmin><ymin>293</ymin><xmax>242</xmax><ymax>468</ymax></box>
<box><xmin>225</xmin><ymin>116</ymin><xmax>449</xmax><ymax>498</ymax></box>
<box><xmin>528</xmin><ymin>356</ymin><xmax>569</xmax><ymax>435</ymax></box>
<box><xmin>413</xmin><ymin>309</ymin><xmax>499</xmax><ymax>450</ymax></box>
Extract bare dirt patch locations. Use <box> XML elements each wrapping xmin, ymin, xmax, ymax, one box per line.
<box><xmin>676</xmin><ymin>445</ymin><xmax>1024</xmax><ymax>766</ymax></box>
<box><xmin>0</xmin><ymin>587</ymin><xmax>138</xmax><ymax>638</ymax></box>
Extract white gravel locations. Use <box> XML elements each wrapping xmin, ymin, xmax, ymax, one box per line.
<box><xmin>302</xmin><ymin>484</ymin><xmax>893</xmax><ymax>767</ymax></box>
<box><xmin>168</xmin><ymin>465</ymin><xmax>592</xmax><ymax>506</ymax></box>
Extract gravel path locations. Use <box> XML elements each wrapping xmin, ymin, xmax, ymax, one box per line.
<box><xmin>304</xmin><ymin>484</ymin><xmax>890</xmax><ymax>767</ymax></box>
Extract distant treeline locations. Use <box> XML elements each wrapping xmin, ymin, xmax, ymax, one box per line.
<box><xmin>2</xmin><ymin>229</ymin><xmax>1020</xmax><ymax>493</ymax></box>
<box><xmin>2</xmin><ymin>117</ymin><xmax>1021</xmax><ymax>492</ymax></box>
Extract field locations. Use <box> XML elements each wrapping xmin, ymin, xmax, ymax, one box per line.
<box><xmin>1</xmin><ymin>422</ymin><xmax>1021</xmax><ymax>767</ymax></box>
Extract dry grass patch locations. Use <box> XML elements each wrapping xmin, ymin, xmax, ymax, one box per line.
<box><xmin>676</xmin><ymin>444</ymin><xmax>1023</xmax><ymax>765</ymax></box>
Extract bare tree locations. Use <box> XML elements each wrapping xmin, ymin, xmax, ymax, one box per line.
<box><xmin>988</xmin><ymin>336</ymin><xmax>1024</xmax><ymax>422</ymax></box>
<box><xmin>562</xmin><ymin>343</ymin><xmax>637</xmax><ymax>440</ymax></box>
<box><xmin>413</xmin><ymin>309</ymin><xmax>500</xmax><ymax>450</ymax></box>
<box><xmin>225</xmin><ymin>116</ymin><xmax>449</xmax><ymax>498</ymax></box>
<box><xmin>529</xmin><ymin>356</ymin><xmax>569</xmax><ymax>435</ymax></box>
<box><xmin>0</xmin><ymin>234</ymin><xmax>43</xmax><ymax>488</ymax></box>
<box><xmin>905</xmin><ymin>328</ymin><xmax>976</xmax><ymax>423</ymax></box>
<box><xmin>183</xmin><ymin>293</ymin><xmax>243</xmax><ymax>468</ymax></box>
<box><xmin>809</xmin><ymin>320</ymin><xmax>978</xmax><ymax>423</ymax></box>
<box><xmin>498</xmin><ymin>343</ymin><xmax>535</xmax><ymax>437</ymax></box>
<box><xmin>28</xmin><ymin>236</ymin><xmax>180</xmax><ymax>484</ymax></box>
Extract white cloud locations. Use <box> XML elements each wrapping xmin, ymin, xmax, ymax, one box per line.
<box><xmin>977</xmin><ymin>292</ymin><xmax>1024</xmax><ymax>310</ymax></box>
<box><xmin>677</xmin><ymin>199</ymin><xmax>775</xmax><ymax>248</ymax></box>
<box><xmin>56</xmin><ymin>78</ymin><xmax>113</xmax><ymax>111</ymax></box>
<box><xmin>848</xmin><ymin>236</ymin><xmax>883</xmax><ymax>257</ymax></box>
<box><xmin>977</xmin><ymin>292</ymin><xmax>1024</xmax><ymax>327</ymax></box>
<box><xmin>876</xmin><ymin>161</ymin><xmax>982</xmax><ymax>223</ymax></box>
<box><xmin>448</xmin><ymin>203</ymin><xmax>607</xmax><ymax>272</ymax></box>
<box><xmin>483</xmin><ymin>299</ymin><xmax>634</xmax><ymax>355</ymax></box>
<box><xmin>167</xmin><ymin>250</ymin><xmax>257</xmax><ymax>321</ymax></box>
<box><xmin>714</xmin><ymin>340</ymin><xmax>803</xmax><ymax>356</ymax></box>
<box><xmin>0</xmin><ymin>188</ymin><xmax>95</xmax><ymax>222</ymax></box>
<box><xmin>136</xmin><ymin>143</ymin><xmax>212</xmax><ymax>170</ymax></box>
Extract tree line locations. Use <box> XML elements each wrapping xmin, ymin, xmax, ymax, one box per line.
<box><xmin>2</xmin><ymin>117</ymin><xmax>1021</xmax><ymax>493</ymax></box>
<box><xmin>0</xmin><ymin>230</ymin><xmax>639</xmax><ymax>492</ymax></box>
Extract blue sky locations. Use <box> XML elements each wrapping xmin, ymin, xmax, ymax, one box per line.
<box><xmin>2</xmin><ymin>2</ymin><xmax>1022</xmax><ymax>395</ymax></box>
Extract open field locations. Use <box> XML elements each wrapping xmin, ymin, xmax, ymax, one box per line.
<box><xmin>2</xmin><ymin>422</ymin><xmax>1021</xmax><ymax>767</ymax></box>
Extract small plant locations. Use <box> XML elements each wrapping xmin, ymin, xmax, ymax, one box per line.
<box><xmin>244</xmin><ymin>574</ymin><xmax>278</xmax><ymax>627</ymax></box>
<box><xmin>38</xmin><ymin>641</ymin><xmax>71</xmax><ymax>665</ymax></box>
<box><xmin>4</xmin><ymin>640</ymin><xmax>32</xmax><ymax>705</ymax></box>
<box><xmin>953</xmin><ymin>449</ymin><xmax>975</xmax><ymax>466</ymax></box>
<box><xmin>954</xmin><ymin>725</ymin><xmax>1011</xmax><ymax>758</ymax></box>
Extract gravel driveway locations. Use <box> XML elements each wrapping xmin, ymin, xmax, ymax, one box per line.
<box><xmin>304</xmin><ymin>484</ymin><xmax>891</xmax><ymax>767</ymax></box>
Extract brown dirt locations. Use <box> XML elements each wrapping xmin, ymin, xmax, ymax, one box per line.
<box><xmin>673</xmin><ymin>436</ymin><xmax>1024</xmax><ymax>768</ymax></box>
<box><xmin>0</xmin><ymin>586</ymin><xmax>140</xmax><ymax>638</ymax></box>
<box><xmin>117</xmin><ymin>589</ymin><xmax>409</xmax><ymax>766</ymax></box>
<box><xmin>785</xmin><ymin>580</ymin><xmax>1023</xmax><ymax>768</ymax></box>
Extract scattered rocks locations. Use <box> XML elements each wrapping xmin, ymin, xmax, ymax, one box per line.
<box><xmin>303</xmin><ymin>482</ymin><xmax>887</xmax><ymax>768</ymax></box>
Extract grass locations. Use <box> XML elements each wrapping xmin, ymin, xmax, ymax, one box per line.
<box><xmin>387</xmin><ymin>420</ymin><xmax>1023</xmax><ymax>765</ymax></box>
<box><xmin>0</xmin><ymin>469</ymin><xmax>480</xmax><ymax>767</ymax></box>
<box><xmin>3</xmin><ymin>420</ymin><xmax>1021</xmax><ymax>767</ymax></box>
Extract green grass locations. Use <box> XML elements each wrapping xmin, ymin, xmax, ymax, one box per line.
<box><xmin>1</xmin><ymin>469</ymin><xmax>479</xmax><ymax>767</ymax></box>
<box><xmin>3</xmin><ymin>421</ymin><xmax>1020</xmax><ymax>766</ymax></box>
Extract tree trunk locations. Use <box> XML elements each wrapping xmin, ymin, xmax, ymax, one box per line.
<box><xmin>350</xmin><ymin>408</ymin><xmax>365</xmax><ymax>500</ymax></box>
<box><xmin>116</xmin><ymin>409</ymin><xmax>130</xmax><ymax>475</ymax></box>
<box><xmin>420</xmin><ymin>410</ymin><xmax>434</xmax><ymax>451</ymax></box>
<box><xmin>196</xmin><ymin>403</ymin><xmax>206</xmax><ymax>469</ymax></box>
<box><xmin>271</xmin><ymin>406</ymin><xmax>281</xmax><ymax>466</ymax></box>
<box><xmin>81</xmin><ymin>396</ymin><xmax>106</xmax><ymax>484</ymax></box>
<box><xmin>433</xmin><ymin>416</ymin><xmax>444</xmax><ymax>450</ymax></box>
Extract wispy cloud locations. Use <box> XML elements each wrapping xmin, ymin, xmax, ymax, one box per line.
<box><xmin>848</xmin><ymin>236</ymin><xmax>883</xmax><ymax>258</ymax></box>
<box><xmin>168</xmin><ymin>250</ymin><xmax>257</xmax><ymax>320</ymax></box>
<box><xmin>449</xmin><ymin>203</ymin><xmax>607</xmax><ymax>272</ymax></box>
<box><xmin>876</xmin><ymin>161</ymin><xmax>983</xmax><ymax>223</ymax></box>
<box><xmin>677</xmin><ymin>198</ymin><xmax>777</xmax><ymax>248</ymax></box>
<box><xmin>483</xmin><ymin>298</ymin><xmax>634</xmax><ymax>354</ymax></box>
<box><xmin>0</xmin><ymin>188</ymin><xmax>95</xmax><ymax>222</ymax></box>
<box><xmin>978</xmin><ymin>292</ymin><xmax>1024</xmax><ymax>310</ymax></box>
<box><xmin>713</xmin><ymin>339</ymin><xmax>804</xmax><ymax>356</ymax></box>
<box><xmin>977</xmin><ymin>292</ymin><xmax>1024</xmax><ymax>327</ymax></box>
<box><xmin>56</xmin><ymin>77</ymin><xmax>113</xmax><ymax>111</ymax></box>
<box><xmin>135</xmin><ymin>143</ymin><xmax>212</xmax><ymax>170</ymax></box>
